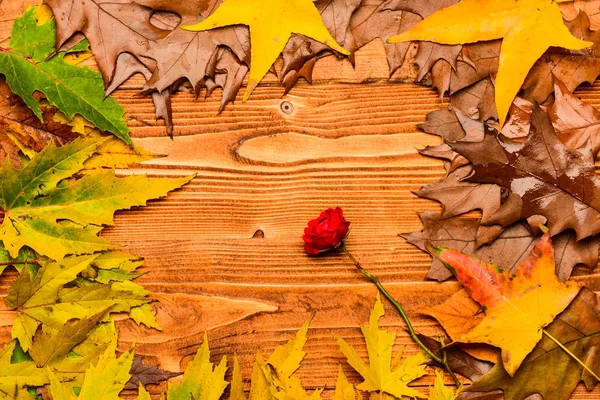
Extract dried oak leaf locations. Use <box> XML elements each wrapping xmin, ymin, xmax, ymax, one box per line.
<box><xmin>45</xmin><ymin>0</ymin><xmax>172</xmax><ymax>85</ymax></box>
<box><xmin>449</xmin><ymin>106</ymin><xmax>600</xmax><ymax>241</ymax></box>
<box><xmin>390</xmin><ymin>0</ymin><xmax>592</xmax><ymax>126</ymax></box>
<box><xmin>427</xmin><ymin>232</ymin><xmax>580</xmax><ymax>376</ymax></box>
<box><xmin>561</xmin><ymin>0</ymin><xmax>600</xmax><ymax>30</ymax></box>
<box><xmin>125</xmin><ymin>356</ymin><xmax>181</xmax><ymax>390</ymax></box>
<box><xmin>522</xmin><ymin>12</ymin><xmax>600</xmax><ymax>105</ymax></box>
<box><xmin>466</xmin><ymin>288</ymin><xmax>600</xmax><ymax>400</ymax></box>
<box><xmin>402</xmin><ymin>211</ymin><xmax>598</xmax><ymax>282</ymax></box>
<box><xmin>281</xmin><ymin>0</ymin><xmax>361</xmax><ymax>91</ymax></box>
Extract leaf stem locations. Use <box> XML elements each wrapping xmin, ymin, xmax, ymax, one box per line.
<box><xmin>542</xmin><ymin>328</ymin><xmax>600</xmax><ymax>381</ymax></box>
<box><xmin>340</xmin><ymin>244</ymin><xmax>461</xmax><ymax>387</ymax></box>
<box><xmin>0</xmin><ymin>260</ymin><xmax>38</xmax><ymax>266</ymax></box>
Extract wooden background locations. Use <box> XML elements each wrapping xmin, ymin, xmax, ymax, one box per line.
<box><xmin>2</xmin><ymin>1</ymin><xmax>600</xmax><ymax>398</ymax></box>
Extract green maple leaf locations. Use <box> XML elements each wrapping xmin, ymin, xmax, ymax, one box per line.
<box><xmin>0</xmin><ymin>7</ymin><xmax>132</xmax><ymax>144</ymax></box>
<box><xmin>0</xmin><ymin>136</ymin><xmax>193</xmax><ymax>261</ymax></box>
<box><xmin>334</xmin><ymin>294</ymin><xmax>428</xmax><ymax>399</ymax></box>
<box><xmin>167</xmin><ymin>332</ymin><xmax>229</xmax><ymax>400</ymax></box>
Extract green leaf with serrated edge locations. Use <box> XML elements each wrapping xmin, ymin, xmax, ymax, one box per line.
<box><xmin>0</xmin><ymin>137</ymin><xmax>194</xmax><ymax>260</ymax></box>
<box><xmin>0</xmin><ymin>7</ymin><xmax>132</xmax><ymax>144</ymax></box>
<box><xmin>230</xmin><ymin>354</ymin><xmax>247</xmax><ymax>400</ymax></box>
<box><xmin>0</xmin><ymin>341</ymin><xmax>48</xmax><ymax>399</ymax></box>
<box><xmin>428</xmin><ymin>369</ymin><xmax>456</xmax><ymax>400</ymax></box>
<box><xmin>334</xmin><ymin>294</ymin><xmax>427</xmax><ymax>399</ymax></box>
<box><xmin>333</xmin><ymin>366</ymin><xmax>356</xmax><ymax>400</ymax></box>
<box><xmin>129</xmin><ymin>304</ymin><xmax>162</xmax><ymax>331</ymax></box>
<box><xmin>77</xmin><ymin>337</ymin><xmax>134</xmax><ymax>400</ymax></box>
<box><xmin>167</xmin><ymin>332</ymin><xmax>229</xmax><ymax>400</ymax></box>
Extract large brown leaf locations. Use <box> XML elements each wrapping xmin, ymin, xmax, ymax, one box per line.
<box><xmin>466</xmin><ymin>288</ymin><xmax>600</xmax><ymax>400</ymax></box>
<box><xmin>402</xmin><ymin>211</ymin><xmax>598</xmax><ymax>282</ymax></box>
<box><xmin>450</xmin><ymin>106</ymin><xmax>600</xmax><ymax>241</ymax></box>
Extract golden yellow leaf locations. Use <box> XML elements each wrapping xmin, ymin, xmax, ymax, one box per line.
<box><xmin>332</xmin><ymin>365</ymin><xmax>357</xmax><ymax>400</ymax></box>
<box><xmin>182</xmin><ymin>0</ymin><xmax>349</xmax><ymax>101</ymax></box>
<box><xmin>388</xmin><ymin>0</ymin><xmax>592</xmax><ymax>126</ymax></box>
<box><xmin>334</xmin><ymin>294</ymin><xmax>427</xmax><ymax>398</ymax></box>
<box><xmin>428</xmin><ymin>370</ymin><xmax>456</xmax><ymax>400</ymax></box>
<box><xmin>428</xmin><ymin>232</ymin><xmax>580</xmax><ymax>376</ymax></box>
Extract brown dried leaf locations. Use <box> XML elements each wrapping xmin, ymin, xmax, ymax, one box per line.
<box><xmin>45</xmin><ymin>0</ymin><xmax>173</xmax><ymax>84</ymax></box>
<box><xmin>450</xmin><ymin>106</ymin><xmax>600</xmax><ymax>241</ymax></box>
<box><xmin>522</xmin><ymin>12</ymin><xmax>600</xmax><ymax>104</ymax></box>
<box><xmin>402</xmin><ymin>211</ymin><xmax>599</xmax><ymax>282</ymax></box>
<box><xmin>549</xmin><ymin>78</ymin><xmax>600</xmax><ymax>157</ymax></box>
<box><xmin>125</xmin><ymin>356</ymin><xmax>181</xmax><ymax>390</ymax></box>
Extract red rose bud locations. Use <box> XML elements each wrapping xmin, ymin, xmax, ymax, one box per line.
<box><xmin>302</xmin><ymin>207</ymin><xmax>351</xmax><ymax>255</ymax></box>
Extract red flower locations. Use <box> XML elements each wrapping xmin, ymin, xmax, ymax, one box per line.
<box><xmin>303</xmin><ymin>207</ymin><xmax>351</xmax><ymax>255</ymax></box>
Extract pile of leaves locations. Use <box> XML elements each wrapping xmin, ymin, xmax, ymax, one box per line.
<box><xmin>396</xmin><ymin>1</ymin><xmax>600</xmax><ymax>398</ymax></box>
<box><xmin>4</xmin><ymin>294</ymin><xmax>460</xmax><ymax>399</ymax></box>
<box><xmin>33</xmin><ymin>0</ymin><xmax>600</xmax><ymax>135</ymax></box>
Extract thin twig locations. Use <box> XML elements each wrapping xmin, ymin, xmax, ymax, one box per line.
<box><xmin>341</xmin><ymin>245</ymin><xmax>461</xmax><ymax>387</ymax></box>
<box><xmin>0</xmin><ymin>260</ymin><xmax>38</xmax><ymax>266</ymax></box>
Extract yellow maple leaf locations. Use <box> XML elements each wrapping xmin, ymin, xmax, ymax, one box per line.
<box><xmin>427</xmin><ymin>232</ymin><xmax>580</xmax><ymax>376</ymax></box>
<box><xmin>388</xmin><ymin>0</ymin><xmax>592</xmax><ymax>126</ymax></box>
<box><xmin>334</xmin><ymin>293</ymin><xmax>427</xmax><ymax>398</ymax></box>
<box><xmin>182</xmin><ymin>0</ymin><xmax>349</xmax><ymax>101</ymax></box>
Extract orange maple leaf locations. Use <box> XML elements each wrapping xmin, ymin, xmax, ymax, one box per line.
<box><xmin>427</xmin><ymin>232</ymin><xmax>579</xmax><ymax>376</ymax></box>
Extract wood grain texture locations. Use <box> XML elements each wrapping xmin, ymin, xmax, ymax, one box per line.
<box><xmin>2</xmin><ymin>1</ymin><xmax>600</xmax><ymax>398</ymax></box>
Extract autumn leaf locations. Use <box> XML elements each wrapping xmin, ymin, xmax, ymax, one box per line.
<box><xmin>334</xmin><ymin>294</ymin><xmax>427</xmax><ymax>398</ymax></box>
<box><xmin>0</xmin><ymin>136</ymin><xmax>193</xmax><ymax>260</ymax></box>
<box><xmin>4</xmin><ymin>254</ymin><xmax>155</xmax><ymax>364</ymax></box>
<box><xmin>416</xmin><ymin>333</ymin><xmax>493</xmax><ymax>382</ymax></box>
<box><xmin>428</xmin><ymin>369</ymin><xmax>456</xmax><ymax>400</ymax></box>
<box><xmin>47</xmin><ymin>336</ymin><xmax>135</xmax><ymax>400</ymax></box>
<box><xmin>427</xmin><ymin>231</ymin><xmax>580</xmax><ymax>376</ymax></box>
<box><xmin>448</xmin><ymin>106</ymin><xmax>600</xmax><ymax>241</ymax></box>
<box><xmin>0</xmin><ymin>7</ymin><xmax>132</xmax><ymax>144</ymax></box>
<box><xmin>125</xmin><ymin>356</ymin><xmax>180</xmax><ymax>391</ymax></box>
<box><xmin>167</xmin><ymin>332</ymin><xmax>229</xmax><ymax>400</ymax></box>
<box><xmin>332</xmin><ymin>366</ymin><xmax>357</xmax><ymax>400</ymax></box>
<box><xmin>182</xmin><ymin>0</ymin><xmax>349</xmax><ymax>100</ymax></box>
<box><xmin>388</xmin><ymin>0</ymin><xmax>593</xmax><ymax>125</ymax></box>
<box><xmin>257</xmin><ymin>320</ymin><xmax>323</xmax><ymax>399</ymax></box>
<box><xmin>0</xmin><ymin>341</ymin><xmax>48</xmax><ymax>399</ymax></box>
<box><xmin>466</xmin><ymin>288</ymin><xmax>600</xmax><ymax>400</ymax></box>
<box><xmin>402</xmin><ymin>211</ymin><xmax>599</xmax><ymax>282</ymax></box>
<box><xmin>229</xmin><ymin>355</ymin><xmax>246</xmax><ymax>400</ymax></box>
